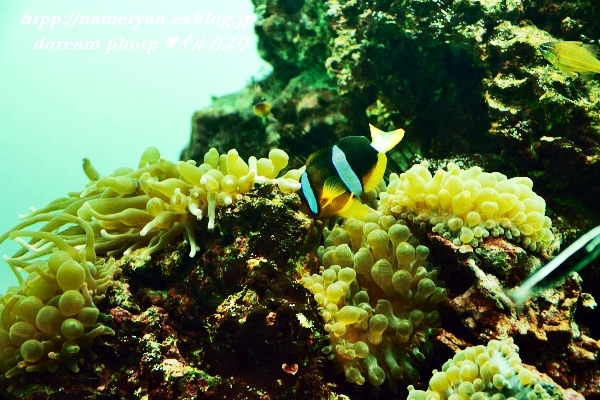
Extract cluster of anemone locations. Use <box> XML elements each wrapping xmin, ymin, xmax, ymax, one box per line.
<box><xmin>0</xmin><ymin>216</ymin><xmax>116</xmax><ymax>377</ymax></box>
<box><xmin>0</xmin><ymin>146</ymin><xmax>303</xmax><ymax>378</ymax></box>
<box><xmin>379</xmin><ymin>161</ymin><xmax>555</xmax><ymax>251</ymax></box>
<box><xmin>407</xmin><ymin>338</ymin><xmax>560</xmax><ymax>400</ymax></box>
<box><xmin>79</xmin><ymin>146</ymin><xmax>302</xmax><ymax>259</ymax></box>
<box><xmin>1</xmin><ymin>146</ymin><xmax>303</xmax><ymax>262</ymax></box>
<box><xmin>301</xmin><ymin>211</ymin><xmax>447</xmax><ymax>390</ymax></box>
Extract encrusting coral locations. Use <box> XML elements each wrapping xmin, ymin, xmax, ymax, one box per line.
<box><xmin>407</xmin><ymin>338</ymin><xmax>561</xmax><ymax>400</ymax></box>
<box><xmin>379</xmin><ymin>161</ymin><xmax>555</xmax><ymax>251</ymax></box>
<box><xmin>302</xmin><ymin>210</ymin><xmax>447</xmax><ymax>390</ymax></box>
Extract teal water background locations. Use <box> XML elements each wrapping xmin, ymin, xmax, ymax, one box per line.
<box><xmin>0</xmin><ymin>0</ymin><xmax>267</xmax><ymax>293</ymax></box>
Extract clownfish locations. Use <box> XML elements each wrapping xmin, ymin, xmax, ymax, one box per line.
<box><xmin>300</xmin><ymin>124</ymin><xmax>405</xmax><ymax>219</ymax></box>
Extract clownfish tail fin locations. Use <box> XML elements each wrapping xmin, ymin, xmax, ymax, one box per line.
<box><xmin>369</xmin><ymin>124</ymin><xmax>405</xmax><ymax>153</ymax></box>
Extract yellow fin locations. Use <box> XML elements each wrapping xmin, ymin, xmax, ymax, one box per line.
<box><xmin>338</xmin><ymin>198</ymin><xmax>371</xmax><ymax>219</ymax></box>
<box><xmin>320</xmin><ymin>176</ymin><xmax>348</xmax><ymax>208</ymax></box>
<box><xmin>369</xmin><ymin>124</ymin><xmax>405</xmax><ymax>153</ymax></box>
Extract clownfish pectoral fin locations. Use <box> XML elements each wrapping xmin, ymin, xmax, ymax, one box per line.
<box><xmin>369</xmin><ymin>124</ymin><xmax>405</xmax><ymax>154</ymax></box>
<box><xmin>320</xmin><ymin>176</ymin><xmax>348</xmax><ymax>209</ymax></box>
<box><xmin>337</xmin><ymin>197</ymin><xmax>371</xmax><ymax>219</ymax></box>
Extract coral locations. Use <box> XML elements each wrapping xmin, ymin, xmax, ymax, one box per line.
<box><xmin>428</xmin><ymin>231</ymin><xmax>600</xmax><ymax>397</ymax></box>
<box><xmin>3</xmin><ymin>0</ymin><xmax>600</xmax><ymax>397</ymax></box>
<box><xmin>379</xmin><ymin>161</ymin><xmax>555</xmax><ymax>251</ymax></box>
<box><xmin>0</xmin><ymin>181</ymin><xmax>336</xmax><ymax>399</ymax></box>
<box><xmin>188</xmin><ymin>0</ymin><xmax>600</xmax><ymax>235</ymax></box>
<box><xmin>0</xmin><ymin>146</ymin><xmax>304</xmax><ymax>387</ymax></box>
<box><xmin>302</xmin><ymin>211</ymin><xmax>447</xmax><ymax>390</ymax></box>
<box><xmin>407</xmin><ymin>338</ymin><xmax>563</xmax><ymax>400</ymax></box>
<box><xmin>0</xmin><ymin>216</ymin><xmax>116</xmax><ymax>377</ymax></box>
<box><xmin>252</xmin><ymin>0</ymin><xmax>330</xmax><ymax>74</ymax></box>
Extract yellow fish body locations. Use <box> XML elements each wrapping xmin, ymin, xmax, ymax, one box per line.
<box><xmin>540</xmin><ymin>41</ymin><xmax>600</xmax><ymax>79</ymax></box>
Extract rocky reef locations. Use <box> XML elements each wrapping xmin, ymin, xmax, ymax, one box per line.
<box><xmin>408</xmin><ymin>338</ymin><xmax>570</xmax><ymax>400</ymax></box>
<box><xmin>1</xmin><ymin>0</ymin><xmax>600</xmax><ymax>399</ymax></box>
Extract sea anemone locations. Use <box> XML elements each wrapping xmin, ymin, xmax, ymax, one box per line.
<box><xmin>379</xmin><ymin>161</ymin><xmax>555</xmax><ymax>251</ymax></box>
<box><xmin>302</xmin><ymin>211</ymin><xmax>446</xmax><ymax>389</ymax></box>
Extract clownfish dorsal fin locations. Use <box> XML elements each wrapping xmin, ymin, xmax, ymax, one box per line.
<box><xmin>320</xmin><ymin>176</ymin><xmax>348</xmax><ymax>208</ymax></box>
<box><xmin>369</xmin><ymin>124</ymin><xmax>405</xmax><ymax>153</ymax></box>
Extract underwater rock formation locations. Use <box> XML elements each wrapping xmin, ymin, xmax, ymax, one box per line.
<box><xmin>0</xmin><ymin>152</ymin><xmax>346</xmax><ymax>399</ymax></box>
<box><xmin>185</xmin><ymin>0</ymin><xmax>600</xmax><ymax>229</ymax></box>
<box><xmin>2</xmin><ymin>0</ymin><xmax>600</xmax><ymax>399</ymax></box>
<box><xmin>94</xmin><ymin>183</ymin><xmax>338</xmax><ymax>399</ymax></box>
<box><xmin>428</xmin><ymin>232</ymin><xmax>600</xmax><ymax>398</ymax></box>
<box><xmin>179</xmin><ymin>0</ymin><xmax>600</xmax><ymax>398</ymax></box>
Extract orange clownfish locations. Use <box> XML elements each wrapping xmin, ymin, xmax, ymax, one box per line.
<box><xmin>300</xmin><ymin>124</ymin><xmax>405</xmax><ymax>219</ymax></box>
